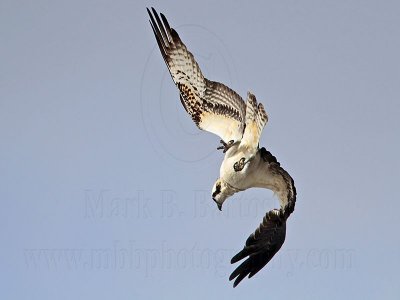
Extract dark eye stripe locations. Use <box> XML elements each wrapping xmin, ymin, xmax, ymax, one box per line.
<box><xmin>212</xmin><ymin>183</ymin><xmax>221</xmax><ymax>197</ymax></box>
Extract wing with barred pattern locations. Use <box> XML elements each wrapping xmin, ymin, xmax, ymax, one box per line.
<box><xmin>148</xmin><ymin>7</ymin><xmax>246</xmax><ymax>143</ymax></box>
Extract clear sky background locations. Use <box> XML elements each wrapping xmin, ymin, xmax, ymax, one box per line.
<box><xmin>1</xmin><ymin>0</ymin><xmax>400</xmax><ymax>299</ymax></box>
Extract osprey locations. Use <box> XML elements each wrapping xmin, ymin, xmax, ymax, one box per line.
<box><xmin>147</xmin><ymin>8</ymin><xmax>297</xmax><ymax>287</ymax></box>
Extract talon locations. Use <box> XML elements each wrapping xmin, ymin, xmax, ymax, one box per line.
<box><xmin>234</xmin><ymin>157</ymin><xmax>246</xmax><ymax>172</ymax></box>
<box><xmin>217</xmin><ymin>139</ymin><xmax>227</xmax><ymax>151</ymax></box>
<box><xmin>218</xmin><ymin>142</ymin><xmax>226</xmax><ymax>151</ymax></box>
<box><xmin>217</xmin><ymin>140</ymin><xmax>234</xmax><ymax>153</ymax></box>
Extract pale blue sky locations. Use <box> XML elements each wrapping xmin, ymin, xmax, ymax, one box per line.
<box><xmin>1</xmin><ymin>0</ymin><xmax>400</xmax><ymax>299</ymax></box>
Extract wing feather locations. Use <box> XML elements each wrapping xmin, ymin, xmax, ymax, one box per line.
<box><xmin>240</xmin><ymin>93</ymin><xmax>268</xmax><ymax>152</ymax></box>
<box><xmin>147</xmin><ymin>7</ymin><xmax>246</xmax><ymax>143</ymax></box>
<box><xmin>229</xmin><ymin>148</ymin><xmax>296</xmax><ymax>287</ymax></box>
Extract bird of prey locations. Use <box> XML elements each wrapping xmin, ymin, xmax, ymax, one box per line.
<box><xmin>147</xmin><ymin>7</ymin><xmax>297</xmax><ymax>287</ymax></box>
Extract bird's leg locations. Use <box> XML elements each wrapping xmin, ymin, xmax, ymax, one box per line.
<box><xmin>217</xmin><ymin>140</ymin><xmax>234</xmax><ymax>153</ymax></box>
<box><xmin>233</xmin><ymin>157</ymin><xmax>247</xmax><ymax>172</ymax></box>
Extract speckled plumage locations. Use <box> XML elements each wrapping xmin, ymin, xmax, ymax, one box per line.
<box><xmin>148</xmin><ymin>7</ymin><xmax>297</xmax><ymax>288</ymax></box>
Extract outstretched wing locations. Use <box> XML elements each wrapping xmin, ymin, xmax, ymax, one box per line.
<box><xmin>147</xmin><ymin>7</ymin><xmax>246</xmax><ymax>143</ymax></box>
<box><xmin>240</xmin><ymin>92</ymin><xmax>268</xmax><ymax>152</ymax></box>
<box><xmin>230</xmin><ymin>148</ymin><xmax>296</xmax><ymax>287</ymax></box>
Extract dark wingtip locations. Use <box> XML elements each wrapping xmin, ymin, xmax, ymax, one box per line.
<box><xmin>230</xmin><ymin>252</ymin><xmax>242</xmax><ymax>264</ymax></box>
<box><xmin>146</xmin><ymin>7</ymin><xmax>153</xmax><ymax>17</ymax></box>
<box><xmin>229</xmin><ymin>273</ymin><xmax>241</xmax><ymax>288</ymax></box>
<box><xmin>232</xmin><ymin>272</ymin><xmax>248</xmax><ymax>288</ymax></box>
<box><xmin>228</xmin><ymin>271</ymin><xmax>235</xmax><ymax>281</ymax></box>
<box><xmin>229</xmin><ymin>209</ymin><xmax>288</xmax><ymax>287</ymax></box>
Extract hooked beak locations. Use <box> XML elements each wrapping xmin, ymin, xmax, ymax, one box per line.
<box><xmin>212</xmin><ymin>198</ymin><xmax>222</xmax><ymax>211</ymax></box>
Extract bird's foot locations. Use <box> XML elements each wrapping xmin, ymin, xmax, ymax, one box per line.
<box><xmin>217</xmin><ymin>140</ymin><xmax>234</xmax><ymax>153</ymax></box>
<box><xmin>233</xmin><ymin>157</ymin><xmax>246</xmax><ymax>172</ymax></box>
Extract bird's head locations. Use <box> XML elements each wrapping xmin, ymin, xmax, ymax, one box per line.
<box><xmin>211</xmin><ymin>178</ymin><xmax>235</xmax><ymax>211</ymax></box>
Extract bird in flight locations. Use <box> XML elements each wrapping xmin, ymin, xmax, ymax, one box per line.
<box><xmin>147</xmin><ymin>7</ymin><xmax>297</xmax><ymax>287</ymax></box>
